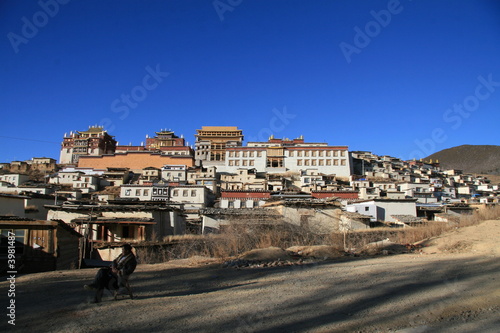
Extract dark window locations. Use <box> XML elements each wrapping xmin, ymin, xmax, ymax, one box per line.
<box><xmin>0</xmin><ymin>229</ymin><xmax>26</xmax><ymax>255</ymax></box>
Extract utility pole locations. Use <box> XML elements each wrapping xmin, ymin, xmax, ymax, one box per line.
<box><xmin>79</xmin><ymin>207</ymin><xmax>94</xmax><ymax>269</ymax></box>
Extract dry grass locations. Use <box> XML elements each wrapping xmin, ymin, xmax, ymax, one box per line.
<box><xmin>136</xmin><ymin>205</ymin><xmax>500</xmax><ymax>263</ymax></box>
<box><xmin>459</xmin><ymin>204</ymin><xmax>500</xmax><ymax>226</ymax></box>
<box><xmin>438</xmin><ymin>240</ymin><xmax>473</xmax><ymax>253</ymax></box>
<box><xmin>337</xmin><ymin>205</ymin><xmax>500</xmax><ymax>251</ymax></box>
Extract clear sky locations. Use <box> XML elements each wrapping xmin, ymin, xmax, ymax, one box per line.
<box><xmin>1</xmin><ymin>0</ymin><xmax>499</xmax><ymax>163</ymax></box>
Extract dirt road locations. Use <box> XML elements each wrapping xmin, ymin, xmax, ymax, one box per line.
<box><xmin>1</xmin><ymin>220</ymin><xmax>499</xmax><ymax>332</ymax></box>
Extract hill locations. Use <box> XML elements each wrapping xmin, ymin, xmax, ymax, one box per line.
<box><xmin>425</xmin><ymin>145</ymin><xmax>500</xmax><ymax>175</ymax></box>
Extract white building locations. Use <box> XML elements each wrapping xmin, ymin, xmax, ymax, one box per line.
<box><xmin>186</xmin><ymin>166</ymin><xmax>218</xmax><ymax>193</ymax></box>
<box><xmin>49</xmin><ymin>171</ymin><xmax>84</xmax><ymax>186</ymax></box>
<box><xmin>48</xmin><ymin>171</ymin><xmax>100</xmax><ymax>193</ymax></box>
<box><xmin>346</xmin><ymin>199</ymin><xmax>417</xmax><ymax>223</ymax></box>
<box><xmin>0</xmin><ymin>185</ymin><xmax>54</xmax><ymax>195</ymax></box>
<box><xmin>220</xmin><ymin>168</ymin><xmax>267</xmax><ymax>191</ymax></box>
<box><xmin>169</xmin><ymin>185</ymin><xmax>214</xmax><ymax>210</ymax></box>
<box><xmin>119</xmin><ymin>184</ymin><xmax>214</xmax><ymax>209</ymax></box>
<box><xmin>140</xmin><ymin>167</ymin><xmax>161</xmax><ymax>184</ymax></box>
<box><xmin>300</xmin><ymin>169</ymin><xmax>327</xmax><ymax>192</ymax></box>
<box><xmin>219</xmin><ymin>136</ymin><xmax>351</xmax><ymax>177</ymax></box>
<box><xmin>0</xmin><ymin>174</ymin><xmax>30</xmax><ymax>186</ymax></box>
<box><xmin>398</xmin><ymin>182</ymin><xmax>432</xmax><ymax>197</ymax></box>
<box><xmin>162</xmin><ymin>165</ymin><xmax>187</xmax><ymax>183</ymax></box>
<box><xmin>120</xmin><ymin>184</ymin><xmax>154</xmax><ymax>201</ymax></box>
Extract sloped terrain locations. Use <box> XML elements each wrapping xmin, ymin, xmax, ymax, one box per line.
<box><xmin>1</xmin><ymin>220</ymin><xmax>499</xmax><ymax>333</ymax></box>
<box><xmin>425</xmin><ymin>144</ymin><xmax>500</xmax><ymax>175</ymax></box>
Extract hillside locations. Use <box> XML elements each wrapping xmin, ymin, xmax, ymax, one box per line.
<box><xmin>425</xmin><ymin>145</ymin><xmax>500</xmax><ymax>175</ymax></box>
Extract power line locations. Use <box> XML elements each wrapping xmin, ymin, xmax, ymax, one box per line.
<box><xmin>0</xmin><ymin>136</ymin><xmax>60</xmax><ymax>144</ymax></box>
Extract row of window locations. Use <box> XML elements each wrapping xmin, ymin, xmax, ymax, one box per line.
<box><xmin>227</xmin><ymin>200</ymin><xmax>258</xmax><ymax>208</ymax></box>
<box><xmin>228</xmin><ymin>160</ymin><xmax>255</xmax><ymax>166</ymax></box>
<box><xmin>124</xmin><ymin>189</ymin><xmax>150</xmax><ymax>196</ymax></box>
<box><xmin>164</xmin><ymin>172</ymin><xmax>184</xmax><ymax>177</ymax></box>
<box><xmin>297</xmin><ymin>159</ymin><xmax>347</xmax><ymax>166</ymax></box>
<box><xmin>172</xmin><ymin>189</ymin><xmax>198</xmax><ymax>197</ymax></box>
<box><xmin>291</xmin><ymin>150</ymin><xmax>346</xmax><ymax>157</ymax></box>
<box><xmin>227</xmin><ymin>159</ymin><xmax>348</xmax><ymax>167</ymax></box>
<box><xmin>228</xmin><ymin>151</ymin><xmax>263</xmax><ymax>158</ymax></box>
<box><xmin>123</xmin><ymin>188</ymin><xmax>199</xmax><ymax>197</ymax></box>
<box><xmin>227</xmin><ymin>150</ymin><xmax>346</xmax><ymax>158</ymax></box>
<box><xmin>161</xmin><ymin>151</ymin><xmax>189</xmax><ymax>155</ymax></box>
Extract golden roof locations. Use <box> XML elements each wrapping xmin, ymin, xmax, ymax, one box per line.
<box><xmin>198</xmin><ymin>126</ymin><xmax>241</xmax><ymax>132</ymax></box>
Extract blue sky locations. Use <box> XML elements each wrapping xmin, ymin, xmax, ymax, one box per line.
<box><xmin>1</xmin><ymin>0</ymin><xmax>499</xmax><ymax>163</ymax></box>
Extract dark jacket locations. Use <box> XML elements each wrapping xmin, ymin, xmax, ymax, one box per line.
<box><xmin>113</xmin><ymin>252</ymin><xmax>137</xmax><ymax>276</ymax></box>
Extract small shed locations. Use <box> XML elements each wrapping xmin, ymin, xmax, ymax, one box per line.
<box><xmin>0</xmin><ymin>217</ymin><xmax>81</xmax><ymax>274</ymax></box>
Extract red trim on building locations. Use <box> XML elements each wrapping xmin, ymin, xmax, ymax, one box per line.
<box><xmin>311</xmin><ymin>191</ymin><xmax>359</xmax><ymax>199</ymax></box>
<box><xmin>221</xmin><ymin>190</ymin><xmax>272</xmax><ymax>199</ymax></box>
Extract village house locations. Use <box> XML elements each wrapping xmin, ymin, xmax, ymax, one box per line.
<box><xmin>169</xmin><ymin>185</ymin><xmax>215</xmax><ymax>210</ymax></box>
<box><xmin>120</xmin><ymin>184</ymin><xmax>155</xmax><ymax>201</ymax></box>
<box><xmin>101</xmin><ymin>168</ymin><xmax>133</xmax><ymax>187</ymax></box>
<box><xmin>0</xmin><ymin>174</ymin><xmax>30</xmax><ymax>186</ymax></box>
<box><xmin>350</xmin><ymin>177</ymin><xmax>370</xmax><ymax>190</ymax></box>
<box><xmin>358</xmin><ymin>187</ymin><xmax>382</xmax><ymax>200</ymax></box>
<box><xmin>0</xmin><ymin>193</ymin><xmax>28</xmax><ymax>217</ymax></box>
<box><xmin>72</xmin><ymin>175</ymin><xmax>100</xmax><ymax>193</ymax></box>
<box><xmin>299</xmin><ymin>169</ymin><xmax>327</xmax><ymax>192</ymax></box>
<box><xmin>48</xmin><ymin>170</ymin><xmax>84</xmax><ymax>186</ymax></box>
<box><xmin>384</xmin><ymin>191</ymin><xmax>406</xmax><ymax>200</ymax></box>
<box><xmin>219</xmin><ymin>168</ymin><xmax>267</xmax><ymax>191</ymax></box>
<box><xmin>46</xmin><ymin>201</ymin><xmax>186</xmax><ymax>242</ymax></box>
<box><xmin>7</xmin><ymin>161</ymin><xmax>30</xmax><ymax>173</ymax></box>
<box><xmin>23</xmin><ymin>193</ymin><xmax>57</xmax><ymax>220</ymax></box>
<box><xmin>346</xmin><ymin>198</ymin><xmax>418</xmax><ymax>223</ymax></box>
<box><xmin>398</xmin><ymin>182</ymin><xmax>432</xmax><ymax>198</ymax></box>
<box><xmin>186</xmin><ymin>166</ymin><xmax>218</xmax><ymax>193</ymax></box>
<box><xmin>162</xmin><ymin>165</ymin><xmax>187</xmax><ymax>183</ymax></box>
<box><xmin>266</xmin><ymin>173</ymin><xmax>288</xmax><ymax>191</ymax></box>
<box><xmin>48</xmin><ymin>170</ymin><xmax>100</xmax><ymax>194</ymax></box>
<box><xmin>139</xmin><ymin>167</ymin><xmax>162</xmax><ymax>184</ymax></box>
<box><xmin>25</xmin><ymin>157</ymin><xmax>58</xmax><ymax>173</ymax></box>
<box><xmin>119</xmin><ymin>184</ymin><xmax>214</xmax><ymax>208</ymax></box>
<box><xmin>119</xmin><ymin>183</ymin><xmax>214</xmax><ymax>230</ymax></box>
<box><xmin>0</xmin><ymin>182</ymin><xmax>55</xmax><ymax>196</ymax></box>
<box><xmin>456</xmin><ymin>185</ymin><xmax>476</xmax><ymax>199</ymax></box>
<box><xmin>0</xmin><ymin>216</ymin><xmax>81</xmax><ymax>273</ymax></box>
<box><xmin>55</xmin><ymin>190</ymin><xmax>83</xmax><ymax>201</ymax></box>
<box><xmin>372</xmin><ymin>180</ymin><xmax>398</xmax><ymax>192</ymax></box>
<box><xmin>219</xmin><ymin>189</ymin><xmax>272</xmax><ymax>208</ymax></box>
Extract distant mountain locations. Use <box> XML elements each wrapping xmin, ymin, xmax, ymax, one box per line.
<box><xmin>425</xmin><ymin>145</ymin><xmax>500</xmax><ymax>175</ymax></box>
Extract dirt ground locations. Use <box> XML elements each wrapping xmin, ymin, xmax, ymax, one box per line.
<box><xmin>1</xmin><ymin>219</ymin><xmax>499</xmax><ymax>333</ymax></box>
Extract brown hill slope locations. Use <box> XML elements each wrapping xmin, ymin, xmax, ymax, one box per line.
<box><xmin>425</xmin><ymin>145</ymin><xmax>500</xmax><ymax>175</ymax></box>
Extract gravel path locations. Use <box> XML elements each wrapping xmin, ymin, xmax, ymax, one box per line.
<box><xmin>1</xmin><ymin>220</ymin><xmax>499</xmax><ymax>332</ymax></box>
